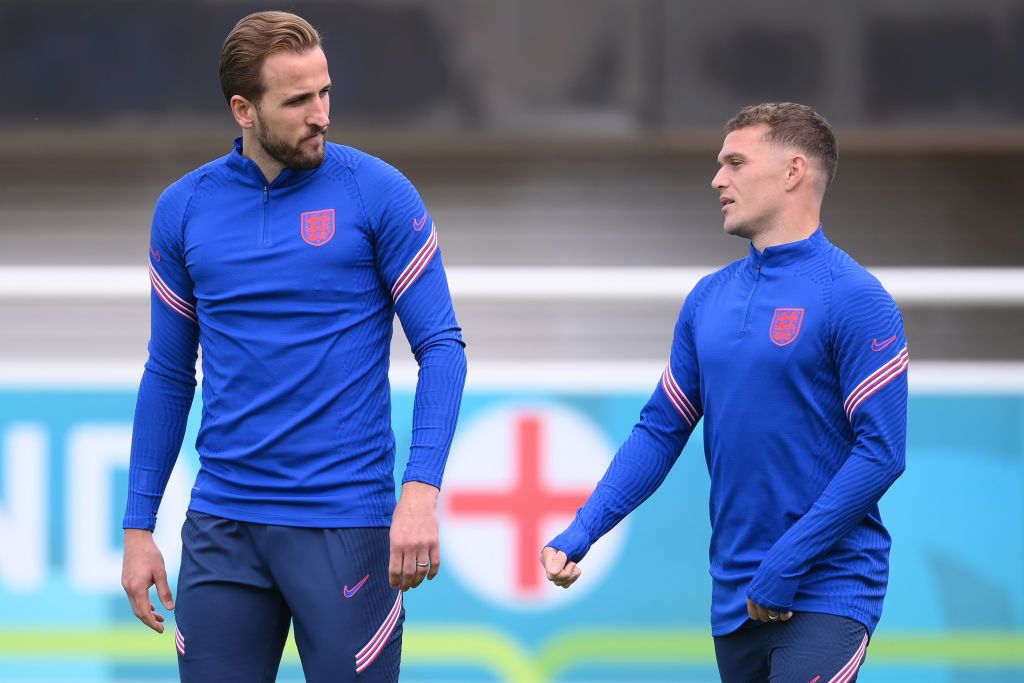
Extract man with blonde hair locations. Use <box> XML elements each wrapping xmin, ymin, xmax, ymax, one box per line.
<box><xmin>120</xmin><ymin>11</ymin><xmax>466</xmax><ymax>682</ymax></box>
<box><xmin>543</xmin><ymin>103</ymin><xmax>907</xmax><ymax>682</ymax></box>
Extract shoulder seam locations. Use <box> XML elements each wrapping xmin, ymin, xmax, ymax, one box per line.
<box><xmin>342</xmin><ymin>161</ymin><xmax>371</xmax><ymax>230</ymax></box>
<box><xmin>802</xmin><ymin>249</ymin><xmax>839</xmax><ymax>342</ymax></box>
<box><xmin>689</xmin><ymin>261</ymin><xmax>741</xmax><ymax>320</ymax></box>
<box><xmin>825</xmin><ymin>255</ymin><xmax>836</xmax><ymax>346</ymax></box>
<box><xmin>178</xmin><ymin>170</ymin><xmax>209</xmax><ymax>242</ymax></box>
<box><xmin>327</xmin><ymin>146</ymin><xmax>371</xmax><ymax>229</ymax></box>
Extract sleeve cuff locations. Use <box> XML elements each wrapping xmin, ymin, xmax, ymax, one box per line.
<box><xmin>122</xmin><ymin>516</ymin><xmax>156</xmax><ymax>532</ymax></box>
<box><xmin>401</xmin><ymin>469</ymin><xmax>443</xmax><ymax>489</ymax></box>
<box><xmin>546</xmin><ymin>516</ymin><xmax>593</xmax><ymax>564</ymax></box>
<box><xmin>746</xmin><ymin>575</ymin><xmax>800</xmax><ymax>612</ymax></box>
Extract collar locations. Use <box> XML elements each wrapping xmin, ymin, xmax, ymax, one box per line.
<box><xmin>745</xmin><ymin>225</ymin><xmax>828</xmax><ymax>269</ymax></box>
<box><xmin>225</xmin><ymin>137</ymin><xmax>323</xmax><ymax>188</ymax></box>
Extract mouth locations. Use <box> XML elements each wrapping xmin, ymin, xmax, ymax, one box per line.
<box><xmin>720</xmin><ymin>197</ymin><xmax>734</xmax><ymax>212</ymax></box>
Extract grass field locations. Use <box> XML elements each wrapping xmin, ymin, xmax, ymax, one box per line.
<box><xmin>1</xmin><ymin>627</ymin><xmax>1022</xmax><ymax>682</ymax></box>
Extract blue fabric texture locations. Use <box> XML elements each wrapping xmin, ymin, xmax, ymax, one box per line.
<box><xmin>175</xmin><ymin>512</ymin><xmax>403</xmax><ymax>682</ymax></box>
<box><xmin>549</xmin><ymin>227</ymin><xmax>907</xmax><ymax>636</ymax></box>
<box><xmin>713</xmin><ymin>612</ymin><xmax>868</xmax><ymax>682</ymax></box>
<box><xmin>125</xmin><ymin>139</ymin><xmax>466</xmax><ymax>530</ymax></box>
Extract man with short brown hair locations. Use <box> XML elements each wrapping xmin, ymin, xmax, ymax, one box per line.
<box><xmin>120</xmin><ymin>11</ymin><xmax>466</xmax><ymax>682</ymax></box>
<box><xmin>543</xmin><ymin>103</ymin><xmax>907</xmax><ymax>682</ymax></box>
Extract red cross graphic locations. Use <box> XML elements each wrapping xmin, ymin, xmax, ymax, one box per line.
<box><xmin>446</xmin><ymin>413</ymin><xmax>592</xmax><ymax>592</ymax></box>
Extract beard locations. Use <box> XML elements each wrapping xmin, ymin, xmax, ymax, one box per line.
<box><xmin>255</xmin><ymin>120</ymin><xmax>327</xmax><ymax>171</ymax></box>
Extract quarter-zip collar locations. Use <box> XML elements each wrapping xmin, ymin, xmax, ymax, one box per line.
<box><xmin>745</xmin><ymin>225</ymin><xmax>828</xmax><ymax>270</ymax></box>
<box><xmin>225</xmin><ymin>137</ymin><xmax>323</xmax><ymax>188</ymax></box>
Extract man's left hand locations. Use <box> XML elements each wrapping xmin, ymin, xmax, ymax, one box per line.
<box><xmin>389</xmin><ymin>481</ymin><xmax>441</xmax><ymax>591</ymax></box>
<box><xmin>747</xmin><ymin>597</ymin><xmax>793</xmax><ymax>623</ymax></box>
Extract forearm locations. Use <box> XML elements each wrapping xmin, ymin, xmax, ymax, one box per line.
<box><xmin>549</xmin><ymin>416</ymin><xmax>688</xmax><ymax>563</ymax></box>
<box><xmin>401</xmin><ymin>337</ymin><xmax>467</xmax><ymax>487</ymax></box>
<box><xmin>122</xmin><ymin>366</ymin><xmax>196</xmax><ymax>531</ymax></box>
<box><xmin>748</xmin><ymin>435</ymin><xmax>905</xmax><ymax>610</ymax></box>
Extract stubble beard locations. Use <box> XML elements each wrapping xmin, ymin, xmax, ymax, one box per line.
<box><xmin>256</xmin><ymin>122</ymin><xmax>327</xmax><ymax>171</ymax></box>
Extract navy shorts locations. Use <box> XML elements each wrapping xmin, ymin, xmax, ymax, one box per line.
<box><xmin>173</xmin><ymin>511</ymin><xmax>403</xmax><ymax>683</ymax></box>
<box><xmin>713</xmin><ymin>612</ymin><xmax>868</xmax><ymax>683</ymax></box>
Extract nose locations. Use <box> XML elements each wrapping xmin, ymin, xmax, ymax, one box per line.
<box><xmin>711</xmin><ymin>167</ymin><xmax>727</xmax><ymax>190</ymax></box>
<box><xmin>309</xmin><ymin>97</ymin><xmax>330</xmax><ymax>129</ymax></box>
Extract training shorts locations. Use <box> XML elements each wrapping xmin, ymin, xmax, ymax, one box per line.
<box><xmin>173</xmin><ymin>511</ymin><xmax>403</xmax><ymax>682</ymax></box>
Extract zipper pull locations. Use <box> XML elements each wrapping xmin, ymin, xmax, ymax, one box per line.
<box><xmin>263</xmin><ymin>186</ymin><xmax>269</xmax><ymax>204</ymax></box>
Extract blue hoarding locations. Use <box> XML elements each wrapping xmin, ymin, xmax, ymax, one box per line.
<box><xmin>0</xmin><ymin>384</ymin><xmax>1021</xmax><ymax>682</ymax></box>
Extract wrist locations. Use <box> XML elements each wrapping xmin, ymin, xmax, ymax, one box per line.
<box><xmin>400</xmin><ymin>481</ymin><xmax>440</xmax><ymax>508</ymax></box>
<box><xmin>747</xmin><ymin>576</ymin><xmax>798</xmax><ymax>612</ymax></box>
<box><xmin>124</xmin><ymin>528</ymin><xmax>153</xmax><ymax>535</ymax></box>
<box><xmin>124</xmin><ymin>528</ymin><xmax>154</xmax><ymax>542</ymax></box>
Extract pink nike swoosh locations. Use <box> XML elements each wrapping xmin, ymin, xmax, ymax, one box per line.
<box><xmin>409</xmin><ymin>210</ymin><xmax>425</xmax><ymax>232</ymax></box>
<box><xmin>412</xmin><ymin>212</ymin><xmax>428</xmax><ymax>231</ymax></box>
<box><xmin>343</xmin><ymin>574</ymin><xmax>370</xmax><ymax>598</ymax></box>
<box><xmin>871</xmin><ymin>335</ymin><xmax>897</xmax><ymax>352</ymax></box>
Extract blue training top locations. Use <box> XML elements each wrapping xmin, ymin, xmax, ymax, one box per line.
<box><xmin>549</xmin><ymin>227</ymin><xmax>908</xmax><ymax>636</ymax></box>
<box><xmin>124</xmin><ymin>139</ymin><xmax>466</xmax><ymax>530</ymax></box>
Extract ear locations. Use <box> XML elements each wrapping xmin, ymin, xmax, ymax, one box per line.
<box><xmin>783</xmin><ymin>154</ymin><xmax>810</xmax><ymax>191</ymax></box>
<box><xmin>229</xmin><ymin>95</ymin><xmax>257</xmax><ymax>130</ymax></box>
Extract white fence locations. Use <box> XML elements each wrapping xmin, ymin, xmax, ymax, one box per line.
<box><xmin>2</xmin><ymin>266</ymin><xmax>1024</xmax><ymax>305</ymax></box>
<box><xmin>3</xmin><ymin>266</ymin><xmax>1023</xmax><ymax>391</ymax></box>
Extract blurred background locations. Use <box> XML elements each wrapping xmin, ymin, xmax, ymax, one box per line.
<box><xmin>0</xmin><ymin>0</ymin><xmax>1022</xmax><ymax>681</ymax></box>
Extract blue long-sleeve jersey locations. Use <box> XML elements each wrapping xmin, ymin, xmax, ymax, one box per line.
<box><xmin>124</xmin><ymin>139</ymin><xmax>466</xmax><ymax>531</ymax></box>
<box><xmin>549</xmin><ymin>227</ymin><xmax>907</xmax><ymax>636</ymax></box>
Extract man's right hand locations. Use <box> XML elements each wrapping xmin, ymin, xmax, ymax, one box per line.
<box><xmin>121</xmin><ymin>529</ymin><xmax>175</xmax><ymax>633</ymax></box>
<box><xmin>540</xmin><ymin>546</ymin><xmax>582</xmax><ymax>589</ymax></box>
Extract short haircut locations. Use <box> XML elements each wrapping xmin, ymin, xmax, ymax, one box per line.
<box><xmin>726</xmin><ymin>103</ymin><xmax>838</xmax><ymax>187</ymax></box>
<box><xmin>219</xmin><ymin>11</ymin><xmax>322</xmax><ymax>105</ymax></box>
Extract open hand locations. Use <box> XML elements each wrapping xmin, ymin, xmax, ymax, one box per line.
<box><xmin>121</xmin><ymin>529</ymin><xmax>174</xmax><ymax>633</ymax></box>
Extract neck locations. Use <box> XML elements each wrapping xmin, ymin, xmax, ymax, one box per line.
<box><xmin>749</xmin><ymin>205</ymin><xmax>822</xmax><ymax>252</ymax></box>
<box><xmin>240</xmin><ymin>129</ymin><xmax>284</xmax><ymax>185</ymax></box>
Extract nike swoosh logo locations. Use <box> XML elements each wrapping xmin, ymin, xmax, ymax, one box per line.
<box><xmin>412</xmin><ymin>212</ymin><xmax>428</xmax><ymax>231</ymax></box>
<box><xmin>871</xmin><ymin>335</ymin><xmax>897</xmax><ymax>352</ymax></box>
<box><xmin>343</xmin><ymin>574</ymin><xmax>370</xmax><ymax>599</ymax></box>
